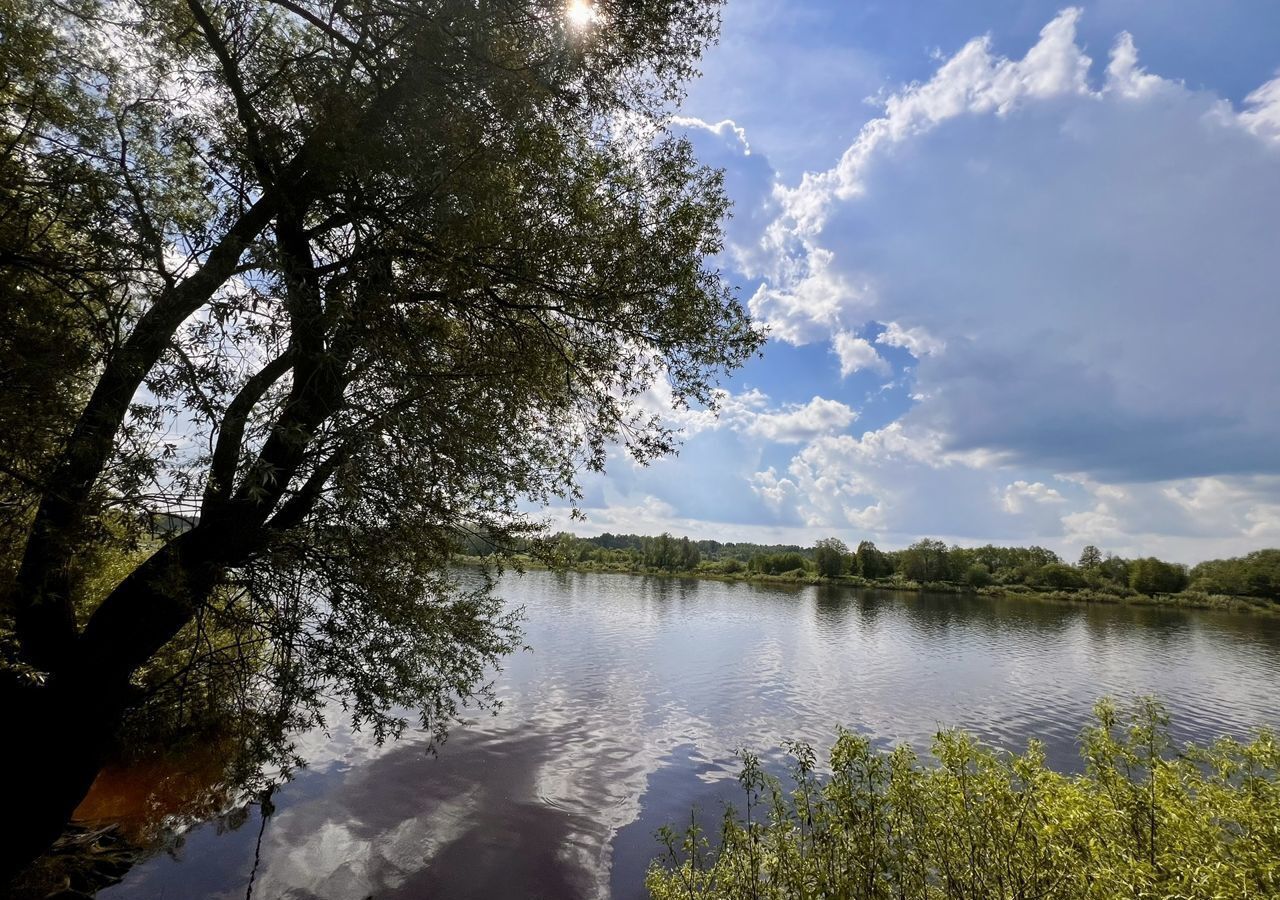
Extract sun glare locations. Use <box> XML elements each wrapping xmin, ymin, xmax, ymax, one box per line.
<box><xmin>566</xmin><ymin>0</ymin><xmax>599</xmax><ymax>29</ymax></box>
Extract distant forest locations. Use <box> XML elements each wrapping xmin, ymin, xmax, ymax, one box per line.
<box><xmin>462</xmin><ymin>532</ymin><xmax>1280</xmax><ymax>603</ymax></box>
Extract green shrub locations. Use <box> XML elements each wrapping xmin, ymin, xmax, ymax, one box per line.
<box><xmin>648</xmin><ymin>698</ymin><xmax>1280</xmax><ymax>899</ymax></box>
<box><xmin>963</xmin><ymin>564</ymin><xmax>992</xmax><ymax>588</ymax></box>
<box><xmin>1032</xmin><ymin>562</ymin><xmax>1087</xmax><ymax>590</ymax></box>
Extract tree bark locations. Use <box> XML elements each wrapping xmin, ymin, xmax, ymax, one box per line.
<box><xmin>0</xmin><ymin>674</ymin><xmax>133</xmax><ymax>884</ymax></box>
<box><xmin>1</xmin><ymin>521</ymin><xmax>259</xmax><ymax>883</ymax></box>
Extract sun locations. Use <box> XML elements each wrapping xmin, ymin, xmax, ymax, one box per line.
<box><xmin>565</xmin><ymin>0</ymin><xmax>599</xmax><ymax>29</ymax></box>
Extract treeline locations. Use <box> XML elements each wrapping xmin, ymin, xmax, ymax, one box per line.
<box><xmin>467</xmin><ymin>530</ymin><xmax>1280</xmax><ymax>603</ymax></box>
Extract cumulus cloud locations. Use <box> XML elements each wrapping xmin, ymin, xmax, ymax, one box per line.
<box><xmin>673</xmin><ymin>115</ymin><xmax>780</xmax><ymax>279</ymax></box>
<box><xmin>633</xmin><ymin>377</ymin><xmax>856</xmax><ymax>447</ymax></box>
<box><xmin>1104</xmin><ymin>32</ymin><xmax>1164</xmax><ymax>100</ymax></box>
<box><xmin>876</xmin><ymin>322</ymin><xmax>944</xmax><ymax>358</ymax></box>
<box><xmin>1000</xmin><ymin>480</ymin><xmax>1066</xmax><ymax>514</ymax></box>
<box><xmin>832</xmin><ymin>332</ymin><xmax>890</xmax><ymax>376</ymax></box>
<box><xmin>750</xmin><ymin>7</ymin><xmax>1280</xmax><ymax>484</ymax></box>
<box><xmin>670</xmin><ymin>116</ymin><xmax>753</xmax><ymax>154</ymax></box>
<box><xmin>555</xmin><ymin>10</ymin><xmax>1280</xmax><ymax>563</ymax></box>
<box><xmin>749</xmin><ymin>467</ymin><xmax>800</xmax><ymax>511</ymax></box>
<box><xmin>742</xmin><ymin>423</ymin><xmax>1280</xmax><ymax>562</ymax></box>
<box><xmin>741</xmin><ymin>396</ymin><xmax>858</xmax><ymax>444</ymax></box>
<box><xmin>1241</xmin><ymin>76</ymin><xmax>1280</xmax><ymax>140</ymax></box>
<box><xmin>746</xmin><ymin>246</ymin><xmax>857</xmax><ymax>344</ymax></box>
<box><xmin>746</xmin><ymin>423</ymin><xmax>1010</xmax><ymax>535</ymax></box>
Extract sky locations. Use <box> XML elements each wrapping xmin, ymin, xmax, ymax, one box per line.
<box><xmin>549</xmin><ymin>1</ymin><xmax>1280</xmax><ymax>565</ymax></box>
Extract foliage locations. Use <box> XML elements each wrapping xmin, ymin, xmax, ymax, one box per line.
<box><xmin>898</xmin><ymin>538</ymin><xmax>950</xmax><ymax>583</ymax></box>
<box><xmin>812</xmin><ymin>538</ymin><xmax>848</xmax><ymax>579</ymax></box>
<box><xmin>520</xmin><ymin>532</ymin><xmax>1280</xmax><ymax>613</ymax></box>
<box><xmin>648</xmin><ymin>698</ymin><xmax>1280</xmax><ymax>899</ymax></box>
<box><xmin>1129</xmin><ymin>557</ymin><xmax>1189</xmax><ymax>596</ymax></box>
<box><xmin>1189</xmin><ymin>549</ymin><xmax>1280</xmax><ymax>601</ymax></box>
<box><xmin>750</xmin><ymin>552</ymin><xmax>811</xmax><ymax>577</ymax></box>
<box><xmin>854</xmin><ymin>541</ymin><xmax>892</xmax><ymax>580</ymax></box>
<box><xmin>1031</xmin><ymin>562</ymin><xmax>1088</xmax><ymax>591</ymax></box>
<box><xmin>0</xmin><ymin>0</ymin><xmax>758</xmax><ymax>748</ymax></box>
<box><xmin>962</xmin><ymin>564</ymin><xmax>991</xmax><ymax>588</ymax></box>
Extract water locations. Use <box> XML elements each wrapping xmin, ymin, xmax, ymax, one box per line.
<box><xmin>95</xmin><ymin>571</ymin><xmax>1280</xmax><ymax>899</ymax></box>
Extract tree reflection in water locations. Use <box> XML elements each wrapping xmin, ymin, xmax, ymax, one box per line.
<box><xmin>12</xmin><ymin>715</ymin><xmax>285</xmax><ymax>899</ymax></box>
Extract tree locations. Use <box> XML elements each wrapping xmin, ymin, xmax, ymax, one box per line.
<box><xmin>901</xmin><ymin>538</ymin><xmax>950</xmax><ymax>583</ymax></box>
<box><xmin>855</xmin><ymin>540</ymin><xmax>890</xmax><ymax>579</ymax></box>
<box><xmin>1129</xmin><ymin>558</ymin><xmax>1189</xmax><ymax>596</ymax></box>
<box><xmin>1032</xmin><ymin>563</ymin><xmax>1087</xmax><ymax>591</ymax></box>
<box><xmin>1098</xmin><ymin>554</ymin><xmax>1131</xmax><ymax>587</ymax></box>
<box><xmin>0</xmin><ymin>0</ymin><xmax>757</xmax><ymax>875</ymax></box>
<box><xmin>813</xmin><ymin>537</ymin><xmax>848</xmax><ymax>579</ymax></box>
<box><xmin>963</xmin><ymin>564</ymin><xmax>992</xmax><ymax>588</ymax></box>
<box><xmin>1190</xmin><ymin>549</ymin><xmax>1280</xmax><ymax>601</ymax></box>
<box><xmin>1078</xmin><ymin>545</ymin><xmax>1103</xmax><ymax>570</ymax></box>
<box><xmin>678</xmin><ymin>536</ymin><xmax>701</xmax><ymax>571</ymax></box>
<box><xmin>751</xmin><ymin>552</ymin><xmax>809</xmax><ymax>576</ymax></box>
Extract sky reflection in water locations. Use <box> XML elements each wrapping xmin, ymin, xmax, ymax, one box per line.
<box><xmin>98</xmin><ymin>571</ymin><xmax>1280</xmax><ymax>900</ymax></box>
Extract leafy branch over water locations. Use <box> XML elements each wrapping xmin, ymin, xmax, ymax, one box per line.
<box><xmin>648</xmin><ymin>698</ymin><xmax>1280</xmax><ymax>899</ymax></box>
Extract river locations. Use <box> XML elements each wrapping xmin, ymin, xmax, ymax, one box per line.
<box><xmin>93</xmin><ymin>570</ymin><xmax>1280</xmax><ymax>899</ymax></box>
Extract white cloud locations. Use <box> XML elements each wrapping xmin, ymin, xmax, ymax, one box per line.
<box><xmin>746</xmin><ymin>246</ymin><xmax>859</xmax><ymax>344</ymax></box>
<box><xmin>670</xmin><ymin>116</ymin><xmax>752</xmax><ymax>155</ymax></box>
<box><xmin>741</xmin><ymin>396</ymin><xmax>858</xmax><ymax>444</ymax></box>
<box><xmin>832</xmin><ymin>332</ymin><xmax>889</xmax><ymax>376</ymax></box>
<box><xmin>749</xmin><ymin>467</ymin><xmax>799</xmax><ymax>510</ymax></box>
<box><xmin>633</xmin><ymin>377</ymin><xmax>855</xmax><ymax>447</ymax></box>
<box><xmin>1000</xmin><ymin>480</ymin><xmax>1066</xmax><ymax>514</ymax></box>
<box><xmin>1104</xmin><ymin>32</ymin><xmax>1164</xmax><ymax>100</ymax></box>
<box><xmin>739</xmin><ymin>426</ymin><xmax>1280</xmax><ymax>562</ymax></box>
<box><xmin>674</xmin><ymin>116</ymin><xmax>781</xmax><ymax>281</ymax></box>
<box><xmin>746</xmin><ymin>423</ymin><xmax>1001</xmax><ymax>533</ymax></box>
<box><xmin>876</xmin><ymin>321</ymin><xmax>944</xmax><ymax>357</ymax></box>
<box><xmin>773</xmin><ymin>7</ymin><xmax>1093</xmax><ymax>237</ymax></box>
<box><xmin>748</xmin><ymin>8</ymin><xmax>1280</xmax><ymax>484</ymax></box>
<box><xmin>569</xmin><ymin>10</ymin><xmax>1280</xmax><ymax>563</ymax></box>
<box><xmin>1060</xmin><ymin>475</ymin><xmax>1280</xmax><ymax>560</ymax></box>
<box><xmin>1241</xmin><ymin>76</ymin><xmax>1280</xmax><ymax>141</ymax></box>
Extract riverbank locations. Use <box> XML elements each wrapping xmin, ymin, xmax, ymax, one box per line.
<box><xmin>459</xmin><ymin>555</ymin><xmax>1280</xmax><ymax>616</ymax></box>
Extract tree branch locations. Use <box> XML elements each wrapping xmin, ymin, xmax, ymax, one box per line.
<box><xmin>263</xmin><ymin>0</ymin><xmax>366</xmax><ymax>56</ymax></box>
<box><xmin>265</xmin><ymin>444</ymin><xmax>350</xmax><ymax>533</ymax></box>
<box><xmin>185</xmin><ymin>0</ymin><xmax>277</xmax><ymax>187</ymax></box>
<box><xmin>10</xmin><ymin>48</ymin><xmax>427</xmax><ymax>672</ymax></box>
<box><xmin>201</xmin><ymin>348</ymin><xmax>295</xmax><ymax>512</ymax></box>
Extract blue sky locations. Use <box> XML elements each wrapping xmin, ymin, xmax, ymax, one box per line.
<box><xmin>551</xmin><ymin>1</ymin><xmax>1280</xmax><ymax>564</ymax></box>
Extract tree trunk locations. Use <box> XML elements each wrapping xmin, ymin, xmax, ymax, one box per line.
<box><xmin>0</xmin><ymin>674</ymin><xmax>133</xmax><ymax>884</ymax></box>
<box><xmin>1</xmin><ymin>527</ymin><xmax>234</xmax><ymax>881</ymax></box>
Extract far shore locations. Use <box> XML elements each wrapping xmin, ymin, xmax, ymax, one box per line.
<box><xmin>458</xmin><ymin>555</ymin><xmax>1280</xmax><ymax>617</ymax></box>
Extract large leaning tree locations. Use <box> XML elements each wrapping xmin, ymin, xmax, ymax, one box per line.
<box><xmin>0</xmin><ymin>0</ymin><xmax>760</xmax><ymax>875</ymax></box>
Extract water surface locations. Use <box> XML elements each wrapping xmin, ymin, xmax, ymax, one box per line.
<box><xmin>96</xmin><ymin>571</ymin><xmax>1280</xmax><ymax>899</ymax></box>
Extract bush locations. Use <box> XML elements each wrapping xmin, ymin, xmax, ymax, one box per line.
<box><xmin>751</xmin><ymin>552</ymin><xmax>810</xmax><ymax>576</ymax></box>
<box><xmin>963</xmin><ymin>564</ymin><xmax>992</xmax><ymax>588</ymax></box>
<box><xmin>1032</xmin><ymin>562</ymin><xmax>1087</xmax><ymax>590</ymax></box>
<box><xmin>648</xmin><ymin>698</ymin><xmax>1280</xmax><ymax>900</ymax></box>
<box><xmin>1129</xmin><ymin>557</ymin><xmax>1189</xmax><ymax>595</ymax></box>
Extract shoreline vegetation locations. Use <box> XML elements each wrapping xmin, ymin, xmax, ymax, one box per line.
<box><xmin>647</xmin><ymin>698</ymin><xmax>1280</xmax><ymax>899</ymax></box>
<box><xmin>459</xmin><ymin>533</ymin><xmax>1280</xmax><ymax>617</ymax></box>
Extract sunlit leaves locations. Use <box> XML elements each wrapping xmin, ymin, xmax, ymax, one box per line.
<box><xmin>649</xmin><ymin>698</ymin><xmax>1280</xmax><ymax>899</ymax></box>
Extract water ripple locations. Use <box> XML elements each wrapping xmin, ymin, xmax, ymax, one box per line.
<box><xmin>101</xmin><ymin>571</ymin><xmax>1280</xmax><ymax>900</ymax></box>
